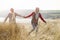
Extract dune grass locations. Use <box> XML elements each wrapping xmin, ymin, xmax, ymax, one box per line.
<box><xmin>0</xmin><ymin>20</ymin><xmax>60</xmax><ymax>40</ymax></box>
<box><xmin>0</xmin><ymin>23</ymin><xmax>21</xmax><ymax>40</ymax></box>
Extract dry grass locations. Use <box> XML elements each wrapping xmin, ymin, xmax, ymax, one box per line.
<box><xmin>0</xmin><ymin>19</ymin><xmax>60</xmax><ymax>40</ymax></box>
<box><xmin>0</xmin><ymin>23</ymin><xmax>21</xmax><ymax>40</ymax></box>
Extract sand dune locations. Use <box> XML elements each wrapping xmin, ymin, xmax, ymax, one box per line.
<box><xmin>0</xmin><ymin>19</ymin><xmax>60</xmax><ymax>40</ymax></box>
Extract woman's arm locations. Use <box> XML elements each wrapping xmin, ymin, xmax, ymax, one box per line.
<box><xmin>24</xmin><ymin>12</ymin><xmax>34</xmax><ymax>18</ymax></box>
<box><xmin>39</xmin><ymin>13</ymin><xmax>46</xmax><ymax>23</ymax></box>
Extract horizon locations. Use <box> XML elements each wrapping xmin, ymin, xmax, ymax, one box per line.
<box><xmin>0</xmin><ymin>10</ymin><xmax>60</xmax><ymax>19</ymax></box>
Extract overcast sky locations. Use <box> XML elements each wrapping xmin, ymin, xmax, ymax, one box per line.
<box><xmin>0</xmin><ymin>0</ymin><xmax>59</xmax><ymax>12</ymax></box>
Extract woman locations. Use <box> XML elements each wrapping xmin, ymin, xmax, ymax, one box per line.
<box><xmin>24</xmin><ymin>7</ymin><xmax>46</xmax><ymax>35</ymax></box>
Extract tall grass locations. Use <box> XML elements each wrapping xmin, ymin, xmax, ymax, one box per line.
<box><xmin>0</xmin><ymin>19</ymin><xmax>60</xmax><ymax>40</ymax></box>
<box><xmin>0</xmin><ymin>23</ymin><xmax>21</xmax><ymax>40</ymax></box>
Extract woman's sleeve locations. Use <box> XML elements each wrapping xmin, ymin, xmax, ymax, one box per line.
<box><xmin>24</xmin><ymin>12</ymin><xmax>34</xmax><ymax>18</ymax></box>
<box><xmin>39</xmin><ymin>13</ymin><xmax>46</xmax><ymax>23</ymax></box>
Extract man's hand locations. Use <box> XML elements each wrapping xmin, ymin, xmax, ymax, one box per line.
<box><xmin>19</xmin><ymin>15</ymin><xmax>25</xmax><ymax>18</ymax></box>
<box><xmin>22</xmin><ymin>16</ymin><xmax>26</xmax><ymax>18</ymax></box>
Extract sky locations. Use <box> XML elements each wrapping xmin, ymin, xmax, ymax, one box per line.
<box><xmin>0</xmin><ymin>0</ymin><xmax>60</xmax><ymax>22</ymax></box>
<box><xmin>0</xmin><ymin>0</ymin><xmax>59</xmax><ymax>12</ymax></box>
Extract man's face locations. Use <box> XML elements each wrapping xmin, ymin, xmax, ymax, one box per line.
<box><xmin>10</xmin><ymin>8</ymin><xmax>14</xmax><ymax>13</ymax></box>
<box><xmin>35</xmin><ymin>8</ymin><xmax>39</xmax><ymax>13</ymax></box>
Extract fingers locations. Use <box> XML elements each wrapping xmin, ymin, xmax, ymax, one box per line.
<box><xmin>22</xmin><ymin>16</ymin><xmax>26</xmax><ymax>18</ymax></box>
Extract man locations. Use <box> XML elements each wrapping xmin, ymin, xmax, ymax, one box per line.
<box><xmin>24</xmin><ymin>7</ymin><xmax>46</xmax><ymax>35</ymax></box>
<box><xmin>4</xmin><ymin>8</ymin><xmax>22</xmax><ymax>24</ymax></box>
<box><xmin>3</xmin><ymin>8</ymin><xmax>23</xmax><ymax>37</ymax></box>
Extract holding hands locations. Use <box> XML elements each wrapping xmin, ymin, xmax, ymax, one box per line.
<box><xmin>21</xmin><ymin>16</ymin><xmax>26</xmax><ymax>18</ymax></box>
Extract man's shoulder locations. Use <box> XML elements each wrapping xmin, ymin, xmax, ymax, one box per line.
<box><xmin>8</xmin><ymin>13</ymin><xmax>11</xmax><ymax>15</ymax></box>
<box><xmin>14</xmin><ymin>12</ymin><xmax>17</xmax><ymax>15</ymax></box>
<box><xmin>14</xmin><ymin>12</ymin><xmax>16</xmax><ymax>14</ymax></box>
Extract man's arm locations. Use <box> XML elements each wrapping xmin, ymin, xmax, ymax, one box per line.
<box><xmin>24</xmin><ymin>12</ymin><xmax>34</xmax><ymax>18</ymax></box>
<box><xmin>15</xmin><ymin>13</ymin><xmax>22</xmax><ymax>17</ymax></box>
<box><xmin>4</xmin><ymin>14</ymin><xmax>9</xmax><ymax>23</ymax></box>
<box><xmin>39</xmin><ymin>13</ymin><xmax>46</xmax><ymax>23</ymax></box>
